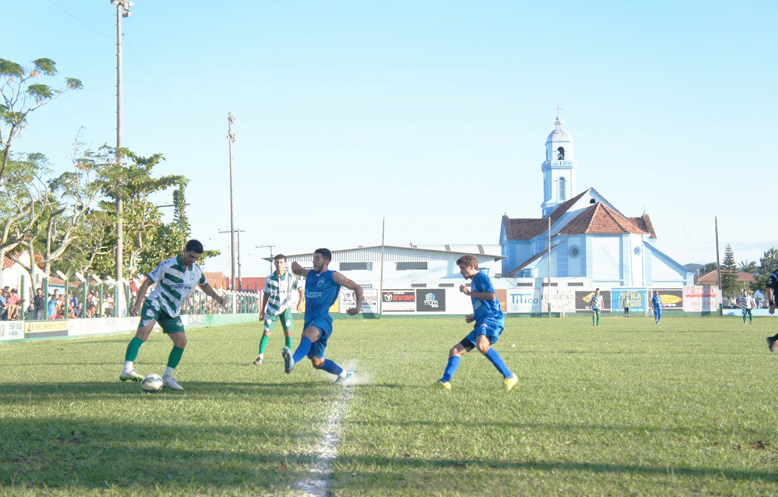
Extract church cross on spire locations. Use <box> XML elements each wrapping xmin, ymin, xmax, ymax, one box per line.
<box><xmin>555</xmin><ymin>105</ymin><xmax>563</xmax><ymax>119</ymax></box>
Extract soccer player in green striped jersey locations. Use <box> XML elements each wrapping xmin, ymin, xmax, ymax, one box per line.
<box><xmin>119</xmin><ymin>240</ymin><xmax>227</xmax><ymax>390</ymax></box>
<box><xmin>254</xmin><ymin>254</ymin><xmax>304</xmax><ymax>365</ymax></box>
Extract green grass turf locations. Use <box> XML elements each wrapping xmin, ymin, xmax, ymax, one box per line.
<box><xmin>1</xmin><ymin>315</ymin><xmax>777</xmax><ymax>496</ymax></box>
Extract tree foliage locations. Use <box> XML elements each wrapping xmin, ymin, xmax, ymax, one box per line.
<box><xmin>755</xmin><ymin>248</ymin><xmax>778</xmax><ymax>293</ymax></box>
<box><xmin>720</xmin><ymin>244</ymin><xmax>740</xmax><ymax>296</ymax></box>
<box><xmin>0</xmin><ymin>57</ymin><xmax>83</xmax><ymax>182</ymax></box>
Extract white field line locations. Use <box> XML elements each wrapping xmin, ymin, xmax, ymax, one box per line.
<box><xmin>296</xmin><ymin>369</ymin><xmax>359</xmax><ymax>497</ymax></box>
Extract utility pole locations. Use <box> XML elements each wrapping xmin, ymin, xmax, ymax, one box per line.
<box><xmin>255</xmin><ymin>244</ymin><xmax>276</xmax><ymax>273</ymax></box>
<box><xmin>227</xmin><ymin>113</ymin><xmax>237</xmax><ymax>292</ymax></box>
<box><xmin>220</xmin><ymin>228</ymin><xmax>245</xmax><ymax>290</ymax></box>
<box><xmin>715</xmin><ymin>216</ymin><xmax>722</xmax><ymax>314</ymax></box>
<box><xmin>111</xmin><ymin>0</ymin><xmax>132</xmax><ymax>317</ymax></box>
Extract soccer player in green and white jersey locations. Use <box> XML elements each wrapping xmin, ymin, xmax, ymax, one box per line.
<box><xmin>119</xmin><ymin>240</ymin><xmax>226</xmax><ymax>390</ymax></box>
<box><xmin>254</xmin><ymin>254</ymin><xmax>304</xmax><ymax>365</ymax></box>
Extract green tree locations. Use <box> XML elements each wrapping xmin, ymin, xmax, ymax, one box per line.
<box><xmin>0</xmin><ymin>58</ymin><xmax>82</xmax><ymax>182</ymax></box>
<box><xmin>755</xmin><ymin>248</ymin><xmax>778</xmax><ymax>293</ymax></box>
<box><xmin>739</xmin><ymin>260</ymin><xmax>757</xmax><ymax>274</ymax></box>
<box><xmin>93</xmin><ymin>146</ymin><xmax>184</xmax><ymax>279</ymax></box>
<box><xmin>721</xmin><ymin>244</ymin><xmax>740</xmax><ymax>296</ymax></box>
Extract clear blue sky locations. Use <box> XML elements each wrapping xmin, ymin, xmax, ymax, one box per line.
<box><xmin>2</xmin><ymin>0</ymin><xmax>776</xmax><ymax>277</ymax></box>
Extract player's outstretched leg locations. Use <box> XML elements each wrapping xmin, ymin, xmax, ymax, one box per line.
<box><xmin>283</xmin><ymin>335</ymin><xmax>313</xmax><ymax>374</ymax></box>
<box><xmin>120</xmin><ymin>336</ymin><xmax>145</xmax><ymax>381</ymax></box>
<box><xmin>255</xmin><ymin>333</ymin><xmax>270</xmax><ymax>365</ymax></box>
<box><xmin>317</xmin><ymin>359</ymin><xmax>352</xmax><ymax>383</ymax></box>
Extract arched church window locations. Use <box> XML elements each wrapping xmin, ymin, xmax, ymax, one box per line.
<box><xmin>557</xmin><ymin>147</ymin><xmax>565</xmax><ymax>160</ymax></box>
<box><xmin>559</xmin><ymin>177</ymin><xmax>566</xmax><ymax>201</ymax></box>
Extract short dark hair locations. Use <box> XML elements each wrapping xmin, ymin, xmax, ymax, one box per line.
<box><xmin>456</xmin><ymin>255</ymin><xmax>479</xmax><ymax>269</ymax></box>
<box><xmin>186</xmin><ymin>239</ymin><xmax>204</xmax><ymax>254</ymax></box>
<box><xmin>314</xmin><ymin>248</ymin><xmax>332</xmax><ymax>262</ymax></box>
<box><xmin>274</xmin><ymin>254</ymin><xmax>286</xmax><ymax>262</ymax></box>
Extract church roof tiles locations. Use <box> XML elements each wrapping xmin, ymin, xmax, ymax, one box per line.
<box><xmin>557</xmin><ymin>203</ymin><xmax>647</xmax><ymax>236</ymax></box>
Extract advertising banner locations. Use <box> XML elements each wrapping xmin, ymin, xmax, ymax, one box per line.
<box><xmin>381</xmin><ymin>290</ymin><xmax>416</xmax><ymax>312</ymax></box>
<box><xmin>0</xmin><ymin>321</ymin><xmax>24</xmax><ymax>341</ymax></box>
<box><xmin>611</xmin><ymin>288</ymin><xmax>648</xmax><ymax>313</ymax></box>
<box><xmin>416</xmin><ymin>288</ymin><xmax>446</xmax><ymax>312</ymax></box>
<box><xmin>575</xmin><ymin>290</ymin><xmax>612</xmax><ymax>313</ymax></box>
<box><xmin>339</xmin><ymin>288</ymin><xmax>378</xmax><ymax>314</ymax></box>
<box><xmin>653</xmin><ymin>289</ymin><xmax>684</xmax><ymax>310</ymax></box>
<box><xmin>506</xmin><ymin>289</ymin><xmax>575</xmax><ymax>314</ymax></box>
<box><xmin>683</xmin><ymin>286</ymin><xmax>719</xmax><ymax>312</ymax></box>
<box><xmin>496</xmin><ymin>289</ymin><xmax>507</xmax><ymax>312</ymax></box>
<box><xmin>24</xmin><ymin>320</ymin><xmax>68</xmax><ymax>338</ymax></box>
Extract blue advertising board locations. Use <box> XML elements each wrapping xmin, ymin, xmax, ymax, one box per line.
<box><xmin>611</xmin><ymin>288</ymin><xmax>648</xmax><ymax>313</ymax></box>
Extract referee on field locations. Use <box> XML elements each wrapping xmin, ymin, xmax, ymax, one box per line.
<box><xmin>254</xmin><ymin>254</ymin><xmax>304</xmax><ymax>365</ymax></box>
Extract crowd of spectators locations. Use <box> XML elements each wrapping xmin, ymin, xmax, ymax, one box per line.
<box><xmin>0</xmin><ymin>284</ymin><xmax>256</xmax><ymax>320</ymax></box>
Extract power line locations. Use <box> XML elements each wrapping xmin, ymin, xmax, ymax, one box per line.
<box><xmin>46</xmin><ymin>0</ymin><xmax>223</xmax><ymax>153</ymax></box>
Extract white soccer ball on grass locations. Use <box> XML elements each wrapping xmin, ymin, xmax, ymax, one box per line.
<box><xmin>140</xmin><ymin>373</ymin><xmax>163</xmax><ymax>393</ymax></box>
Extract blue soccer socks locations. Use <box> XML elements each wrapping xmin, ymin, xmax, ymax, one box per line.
<box><xmin>292</xmin><ymin>336</ymin><xmax>312</xmax><ymax>364</ymax></box>
<box><xmin>485</xmin><ymin>348</ymin><xmax>512</xmax><ymax>379</ymax></box>
<box><xmin>321</xmin><ymin>359</ymin><xmax>344</xmax><ymax>376</ymax></box>
<box><xmin>440</xmin><ymin>356</ymin><xmax>461</xmax><ymax>383</ymax></box>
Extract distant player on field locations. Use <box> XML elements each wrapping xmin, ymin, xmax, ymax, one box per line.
<box><xmin>740</xmin><ymin>289</ymin><xmax>754</xmax><ymax>325</ymax></box>
<box><xmin>434</xmin><ymin>255</ymin><xmax>518</xmax><ymax>391</ymax></box>
<box><xmin>651</xmin><ymin>291</ymin><xmax>663</xmax><ymax>324</ymax></box>
<box><xmin>119</xmin><ymin>239</ymin><xmax>227</xmax><ymax>390</ymax></box>
<box><xmin>283</xmin><ymin>248</ymin><xmax>363</xmax><ymax>382</ymax></box>
<box><xmin>254</xmin><ymin>254</ymin><xmax>304</xmax><ymax>366</ymax></box>
<box><xmin>621</xmin><ymin>293</ymin><xmax>630</xmax><ymax>318</ymax></box>
<box><xmin>591</xmin><ymin>288</ymin><xmax>603</xmax><ymax>326</ymax></box>
<box><xmin>765</xmin><ymin>270</ymin><xmax>778</xmax><ymax>352</ymax></box>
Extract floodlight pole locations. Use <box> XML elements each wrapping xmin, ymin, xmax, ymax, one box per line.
<box><xmin>227</xmin><ymin>113</ymin><xmax>237</xmax><ymax>292</ymax></box>
<box><xmin>112</xmin><ymin>0</ymin><xmax>133</xmax><ymax>318</ymax></box>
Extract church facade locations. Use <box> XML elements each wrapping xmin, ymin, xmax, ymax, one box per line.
<box><xmin>500</xmin><ymin>115</ymin><xmax>693</xmax><ymax>288</ymax></box>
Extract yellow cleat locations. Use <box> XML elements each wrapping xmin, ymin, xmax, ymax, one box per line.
<box><xmin>433</xmin><ymin>380</ymin><xmax>451</xmax><ymax>390</ymax></box>
<box><xmin>504</xmin><ymin>374</ymin><xmax>519</xmax><ymax>392</ymax></box>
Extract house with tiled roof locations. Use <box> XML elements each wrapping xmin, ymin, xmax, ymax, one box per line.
<box><xmin>499</xmin><ymin>115</ymin><xmax>692</xmax><ymax>288</ymax></box>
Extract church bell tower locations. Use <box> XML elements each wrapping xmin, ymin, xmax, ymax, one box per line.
<box><xmin>541</xmin><ymin>109</ymin><xmax>578</xmax><ymax>217</ymax></box>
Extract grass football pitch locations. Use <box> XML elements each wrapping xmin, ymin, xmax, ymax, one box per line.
<box><xmin>1</xmin><ymin>315</ymin><xmax>778</xmax><ymax>496</ymax></box>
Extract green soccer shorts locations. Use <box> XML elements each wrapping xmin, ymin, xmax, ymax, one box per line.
<box><xmin>139</xmin><ymin>300</ymin><xmax>185</xmax><ymax>334</ymax></box>
<box><xmin>263</xmin><ymin>307</ymin><xmax>294</xmax><ymax>332</ymax></box>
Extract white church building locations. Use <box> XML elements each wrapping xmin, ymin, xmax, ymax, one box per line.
<box><xmin>500</xmin><ymin>114</ymin><xmax>693</xmax><ymax>288</ymax></box>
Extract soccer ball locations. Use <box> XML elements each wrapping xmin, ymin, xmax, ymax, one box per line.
<box><xmin>140</xmin><ymin>373</ymin><xmax>163</xmax><ymax>393</ymax></box>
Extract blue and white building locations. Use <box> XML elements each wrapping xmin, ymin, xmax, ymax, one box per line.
<box><xmin>500</xmin><ymin>115</ymin><xmax>693</xmax><ymax>288</ymax></box>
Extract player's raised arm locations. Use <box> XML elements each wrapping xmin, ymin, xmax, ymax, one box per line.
<box><xmin>200</xmin><ymin>282</ymin><xmax>227</xmax><ymax>307</ymax></box>
<box><xmin>333</xmin><ymin>272</ymin><xmax>363</xmax><ymax>316</ymax></box>
<box><xmin>291</xmin><ymin>261</ymin><xmax>308</xmax><ymax>277</ymax></box>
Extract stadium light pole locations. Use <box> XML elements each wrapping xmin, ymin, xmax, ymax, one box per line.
<box><xmin>111</xmin><ymin>0</ymin><xmax>133</xmax><ymax>318</ymax></box>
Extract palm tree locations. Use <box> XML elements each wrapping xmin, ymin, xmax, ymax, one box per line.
<box><xmin>739</xmin><ymin>260</ymin><xmax>757</xmax><ymax>274</ymax></box>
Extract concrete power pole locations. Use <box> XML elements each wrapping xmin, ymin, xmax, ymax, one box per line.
<box><xmin>227</xmin><ymin>113</ymin><xmax>237</xmax><ymax>292</ymax></box>
<box><xmin>112</xmin><ymin>0</ymin><xmax>132</xmax><ymax>317</ymax></box>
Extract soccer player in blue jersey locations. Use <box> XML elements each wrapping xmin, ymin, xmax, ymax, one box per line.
<box><xmin>283</xmin><ymin>248</ymin><xmax>363</xmax><ymax>382</ymax></box>
<box><xmin>434</xmin><ymin>255</ymin><xmax>519</xmax><ymax>391</ymax></box>
<box><xmin>651</xmin><ymin>291</ymin><xmax>663</xmax><ymax>324</ymax></box>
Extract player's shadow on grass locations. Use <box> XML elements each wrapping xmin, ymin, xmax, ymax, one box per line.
<box><xmin>0</xmin><ymin>381</ymin><xmax>347</xmax><ymax>399</ymax></box>
<box><xmin>2</xmin><ymin>414</ymin><xmax>775</xmax><ymax>492</ymax></box>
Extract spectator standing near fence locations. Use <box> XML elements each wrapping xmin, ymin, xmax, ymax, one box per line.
<box><xmin>651</xmin><ymin>292</ymin><xmax>663</xmax><ymax>324</ymax></box>
<box><xmin>766</xmin><ymin>271</ymin><xmax>778</xmax><ymax>352</ymax></box>
<box><xmin>34</xmin><ymin>288</ymin><xmax>45</xmax><ymax>320</ymax></box>
<box><xmin>621</xmin><ymin>294</ymin><xmax>630</xmax><ymax>318</ymax></box>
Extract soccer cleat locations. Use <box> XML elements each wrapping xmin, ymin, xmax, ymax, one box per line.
<box><xmin>253</xmin><ymin>355</ymin><xmax>264</xmax><ymax>366</ymax></box>
<box><xmin>119</xmin><ymin>369</ymin><xmax>144</xmax><ymax>382</ymax></box>
<box><xmin>504</xmin><ymin>374</ymin><xmax>519</xmax><ymax>392</ymax></box>
<box><xmin>433</xmin><ymin>380</ymin><xmax>451</xmax><ymax>390</ymax></box>
<box><xmin>162</xmin><ymin>376</ymin><xmax>183</xmax><ymax>390</ymax></box>
<box><xmin>335</xmin><ymin>370</ymin><xmax>354</xmax><ymax>383</ymax></box>
<box><xmin>281</xmin><ymin>346</ymin><xmax>294</xmax><ymax>374</ymax></box>
<box><xmin>767</xmin><ymin>337</ymin><xmax>775</xmax><ymax>353</ymax></box>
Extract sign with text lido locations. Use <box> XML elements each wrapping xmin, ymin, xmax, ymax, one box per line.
<box><xmin>575</xmin><ymin>290</ymin><xmax>612</xmax><ymax>313</ymax></box>
<box><xmin>381</xmin><ymin>290</ymin><xmax>416</xmax><ymax>312</ymax></box>
<box><xmin>653</xmin><ymin>289</ymin><xmax>684</xmax><ymax>310</ymax></box>
<box><xmin>338</xmin><ymin>288</ymin><xmax>378</xmax><ymax>314</ymax></box>
<box><xmin>610</xmin><ymin>288</ymin><xmax>647</xmax><ymax>312</ymax></box>
<box><xmin>416</xmin><ymin>289</ymin><xmax>446</xmax><ymax>312</ymax></box>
